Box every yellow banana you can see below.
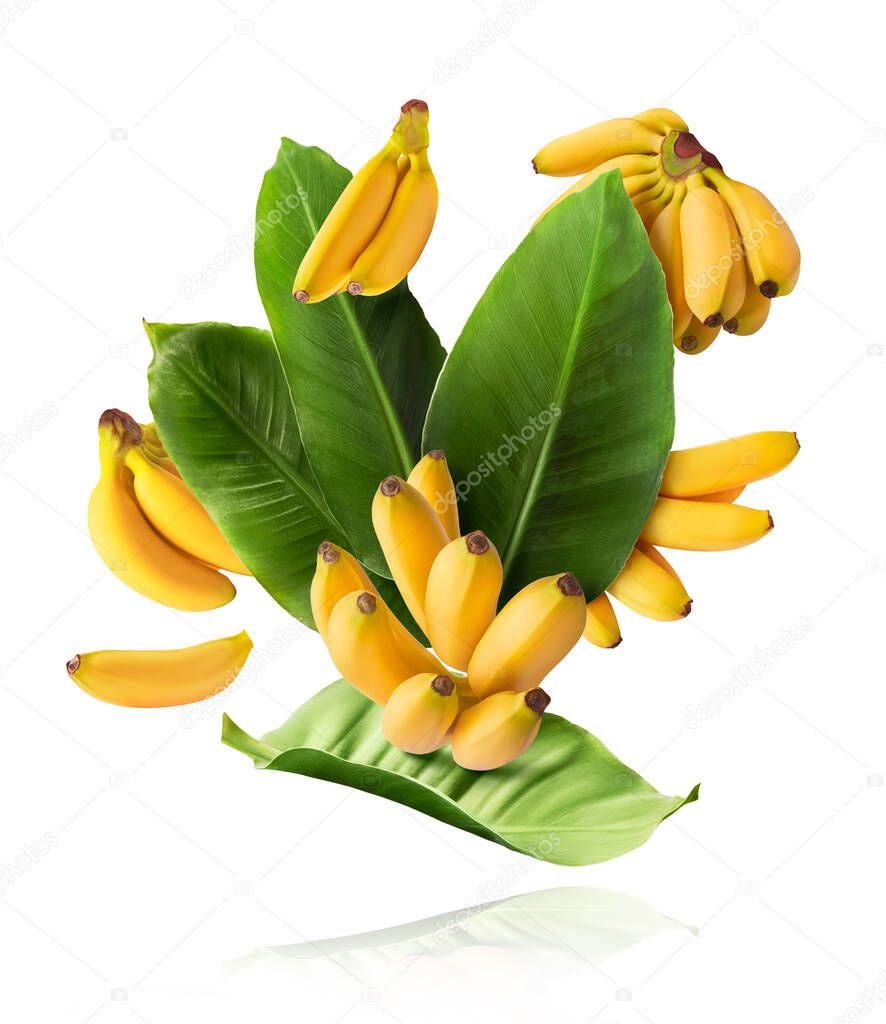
[720,207,747,321]
[124,444,250,575]
[535,153,659,224]
[425,531,503,672]
[371,476,449,633]
[676,315,720,355]
[704,167,800,297]
[641,496,773,551]
[451,688,550,771]
[634,177,674,230]
[608,544,691,621]
[694,485,745,503]
[406,449,459,541]
[632,108,689,134]
[532,117,664,177]
[467,573,586,699]
[66,631,252,708]
[722,258,771,335]
[660,431,800,498]
[680,175,733,327]
[649,182,693,342]
[88,411,235,611]
[583,592,621,649]
[382,672,460,754]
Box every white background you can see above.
[2,0,883,1021]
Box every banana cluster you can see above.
[533,109,801,354]
[312,452,587,771]
[584,431,801,647]
[293,99,438,303]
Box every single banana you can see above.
[694,485,745,503]
[660,431,800,498]
[648,182,693,342]
[88,411,235,611]
[677,315,720,355]
[535,153,659,224]
[583,592,622,648]
[425,531,503,672]
[632,108,689,134]
[382,672,460,754]
[641,496,773,551]
[704,167,800,297]
[371,476,449,633]
[532,117,664,177]
[347,147,438,297]
[722,258,771,335]
[467,573,586,699]
[607,544,691,621]
[451,688,550,771]
[680,175,733,327]
[719,206,747,321]
[66,631,252,708]
[406,449,459,541]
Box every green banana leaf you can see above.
[146,321,424,635]
[423,171,675,603]
[254,139,446,575]
[222,680,698,867]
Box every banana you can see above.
[641,496,773,551]
[583,592,621,648]
[649,182,693,341]
[124,444,250,575]
[634,177,674,229]
[371,476,449,633]
[532,117,664,177]
[694,485,745,503]
[720,206,747,321]
[722,258,771,334]
[535,153,659,224]
[88,411,235,611]
[632,108,689,134]
[382,672,460,754]
[467,573,586,699]
[660,431,799,497]
[677,315,720,355]
[451,688,550,771]
[608,544,691,621]
[704,167,800,297]
[66,631,253,708]
[425,531,503,672]
[680,175,733,327]
[406,450,459,541]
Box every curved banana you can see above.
[680,175,733,327]
[406,449,459,541]
[660,431,799,498]
[704,167,800,297]
[425,531,503,672]
[467,573,586,698]
[634,177,674,229]
[677,315,720,355]
[720,206,747,321]
[66,631,252,708]
[641,496,773,551]
[535,153,659,224]
[532,117,664,177]
[649,182,693,342]
[632,108,689,134]
[694,485,745,503]
[583,592,621,648]
[371,476,449,633]
[607,545,691,621]
[382,672,459,754]
[88,411,235,611]
[451,688,550,771]
[722,258,771,335]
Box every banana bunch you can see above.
[293,99,438,303]
[533,108,801,353]
[311,451,587,771]
[584,431,800,647]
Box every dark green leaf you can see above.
[222,680,698,867]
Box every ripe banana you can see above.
[649,182,692,341]
[634,177,674,229]
[583,592,621,648]
[382,672,459,754]
[677,315,720,355]
[451,688,550,771]
[532,117,664,177]
[406,449,459,541]
[608,544,691,621]
[425,531,503,671]
[66,631,252,708]
[371,475,449,633]
[660,431,800,498]
[535,153,659,223]
[633,108,689,134]
[704,167,800,297]
[89,411,235,611]
[722,259,771,334]
[641,496,773,551]
[694,485,745,503]
[680,176,733,327]
[467,573,586,699]
[720,205,747,321]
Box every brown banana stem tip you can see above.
[380,476,401,497]
[682,600,693,618]
[401,99,428,114]
[767,513,775,531]
[557,572,583,598]
[524,688,551,714]
[318,541,339,564]
[760,280,779,298]
[99,408,142,443]
[465,531,489,555]
[346,282,362,295]
[66,655,81,676]
[681,335,699,352]
[356,592,377,614]
[722,318,739,334]
[608,637,623,649]
[427,449,445,460]
[704,313,724,328]
[431,674,454,697]
[294,290,309,303]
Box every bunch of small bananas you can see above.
[584,431,800,647]
[312,452,588,771]
[293,99,438,303]
[533,108,801,354]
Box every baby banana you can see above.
[467,573,586,699]
[660,432,800,498]
[425,531,503,672]
[536,153,659,224]
[532,117,664,177]
[633,107,689,134]
[382,672,460,754]
[641,496,773,551]
[371,476,449,634]
[583,592,622,648]
[722,259,771,335]
[451,688,551,771]
[66,630,252,708]
[680,176,733,327]
[649,182,692,342]
[406,450,459,541]
[608,544,691,621]
[719,205,747,322]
